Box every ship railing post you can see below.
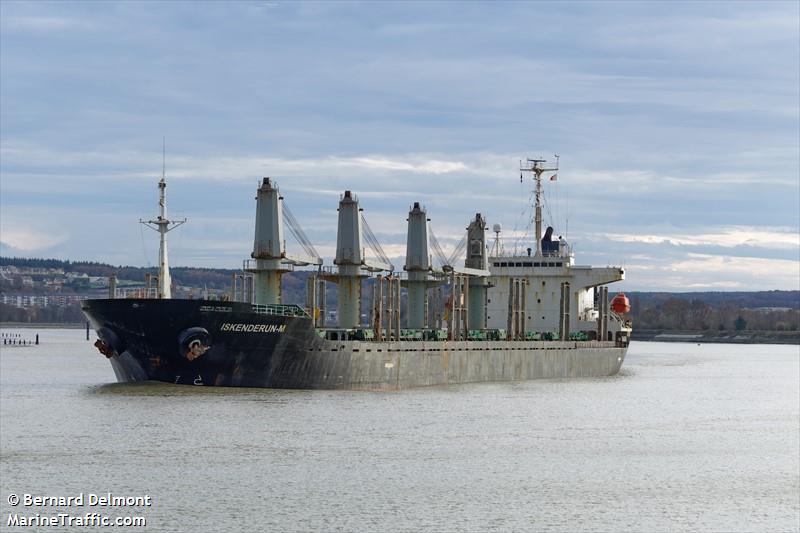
[452,277,457,339]
[438,286,443,330]
[455,276,461,341]
[559,282,572,341]
[564,281,571,340]
[385,275,393,341]
[602,286,609,341]
[506,278,514,341]
[510,279,515,340]
[395,276,401,340]
[462,275,469,341]
[519,279,528,341]
[595,287,600,339]
[559,282,565,341]
[385,276,391,341]
[379,275,384,340]
[391,276,397,341]
[605,287,609,339]
[455,275,461,341]
[514,279,520,340]
[447,274,453,340]
[596,286,609,341]
[373,275,383,341]
[317,278,326,328]
[457,276,462,341]
[519,279,524,340]
[516,278,520,340]
[434,285,439,330]
[601,286,607,341]
[457,275,464,341]
[306,275,317,323]
[359,276,364,328]
[459,276,463,340]
[367,278,374,332]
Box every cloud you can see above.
[604,227,800,251]
[330,156,467,175]
[376,23,448,36]
[0,228,66,251]
[620,253,800,291]
[5,140,796,189]
[3,16,93,33]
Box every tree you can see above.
[734,315,747,331]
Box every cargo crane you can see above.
[330,190,394,329]
[246,177,323,305]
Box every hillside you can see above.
[1,257,798,336]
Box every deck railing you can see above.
[251,303,310,318]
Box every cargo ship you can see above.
[83,157,632,389]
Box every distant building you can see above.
[0,294,88,308]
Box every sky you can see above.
[1,1,798,292]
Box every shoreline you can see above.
[0,322,86,329]
[632,329,799,345]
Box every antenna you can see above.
[491,223,503,256]
[162,136,166,181]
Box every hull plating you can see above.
[83,299,627,390]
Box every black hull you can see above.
[83,299,320,387]
[83,299,628,390]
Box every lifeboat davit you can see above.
[611,293,631,314]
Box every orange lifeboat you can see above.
[611,293,631,314]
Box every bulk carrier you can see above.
[83,157,632,389]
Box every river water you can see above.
[1,328,798,532]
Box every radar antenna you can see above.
[490,223,503,256]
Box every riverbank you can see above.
[0,322,85,329]
[632,329,800,345]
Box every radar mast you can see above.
[520,155,559,257]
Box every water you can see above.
[1,328,798,532]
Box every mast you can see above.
[520,155,558,256]
[140,141,186,299]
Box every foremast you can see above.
[140,145,186,299]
